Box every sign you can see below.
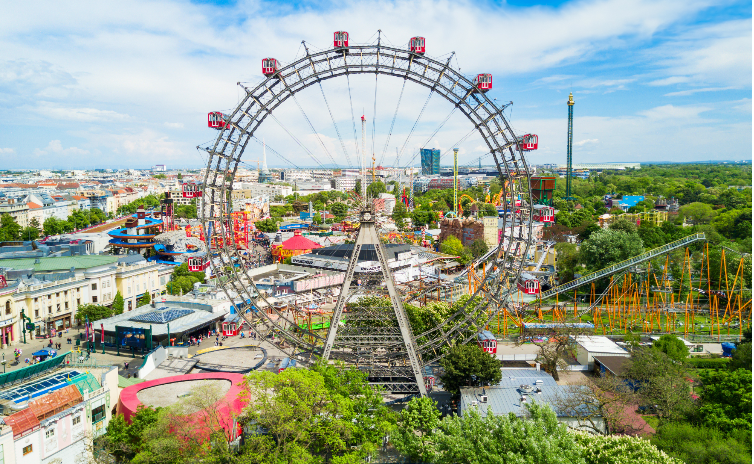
[116,325,153,350]
[292,273,345,292]
[25,323,35,331]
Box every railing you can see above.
[539,233,706,300]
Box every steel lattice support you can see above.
[199,38,534,381]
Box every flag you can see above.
[101,323,104,344]
[85,318,89,341]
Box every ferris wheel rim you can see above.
[200,38,534,360]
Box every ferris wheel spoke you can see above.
[288,92,341,169]
[392,90,434,168]
[377,78,406,167]
[264,109,327,170]
[400,105,459,169]
[346,74,360,168]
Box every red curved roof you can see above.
[280,230,321,251]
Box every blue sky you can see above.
[0,0,750,169]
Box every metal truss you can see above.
[199,39,534,390]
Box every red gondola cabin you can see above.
[473,73,492,92]
[187,256,208,272]
[410,37,425,54]
[477,330,497,354]
[182,183,202,199]
[262,58,279,77]
[518,273,540,295]
[333,31,349,48]
[532,205,554,223]
[222,321,240,337]
[207,112,227,130]
[518,134,538,151]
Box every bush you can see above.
[652,422,752,464]
[687,357,730,369]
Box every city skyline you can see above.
[0,0,750,170]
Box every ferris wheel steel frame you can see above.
[200,41,534,383]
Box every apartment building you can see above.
[0,199,29,229]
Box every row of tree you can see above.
[0,208,108,242]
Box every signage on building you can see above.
[293,273,345,292]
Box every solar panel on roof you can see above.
[130,309,193,324]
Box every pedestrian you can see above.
[125,361,129,370]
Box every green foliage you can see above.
[609,217,638,234]
[139,292,151,307]
[0,214,22,241]
[439,344,502,395]
[729,342,751,371]
[686,357,730,369]
[255,218,278,233]
[105,405,161,462]
[555,242,579,283]
[392,201,408,228]
[117,194,162,216]
[652,422,752,464]
[469,238,488,259]
[366,181,387,198]
[440,235,464,257]
[391,396,442,462]
[652,335,689,362]
[166,263,205,295]
[575,432,683,464]
[74,303,113,325]
[240,362,394,463]
[174,204,197,219]
[20,226,39,241]
[395,402,585,464]
[679,202,715,225]
[354,179,361,195]
[579,228,644,271]
[411,209,438,227]
[330,201,348,217]
[482,203,498,217]
[697,368,752,433]
[624,348,695,421]
[112,291,125,315]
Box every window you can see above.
[65,302,69,310]
[34,297,38,303]
[4,301,9,315]
[57,304,61,312]
[128,301,132,311]
[23,445,32,456]
[92,296,98,303]
[92,283,97,290]
[48,306,52,314]
[76,298,80,307]
[73,415,81,426]
[48,295,51,300]
[64,290,68,296]
[56,292,60,297]
[92,404,106,423]
[34,310,39,318]
[45,428,55,438]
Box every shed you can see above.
[574,336,629,369]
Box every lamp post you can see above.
[2,353,5,373]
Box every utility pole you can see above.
[453,148,459,216]
[566,92,575,200]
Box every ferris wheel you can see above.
[198,31,535,389]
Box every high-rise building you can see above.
[420,148,440,176]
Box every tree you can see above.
[366,181,387,198]
[0,214,21,241]
[555,242,580,283]
[652,422,751,464]
[439,235,463,257]
[354,179,362,195]
[391,396,442,462]
[392,201,408,228]
[579,228,644,271]
[679,202,715,224]
[481,203,498,217]
[609,217,638,234]
[395,402,585,464]
[240,362,394,463]
[652,334,689,362]
[519,326,588,381]
[21,226,39,241]
[139,292,151,307]
[75,303,113,325]
[330,201,348,217]
[29,217,41,230]
[255,218,278,233]
[623,348,695,421]
[105,405,161,462]
[697,368,752,433]
[469,238,488,259]
[575,432,684,464]
[438,344,502,395]
[43,217,61,236]
[728,342,751,371]
[112,291,125,315]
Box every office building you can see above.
[420,148,440,176]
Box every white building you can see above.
[334,177,357,192]
[574,336,630,369]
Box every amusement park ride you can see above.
[197,31,750,396]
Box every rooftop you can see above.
[0,255,117,272]
[99,300,227,337]
[574,335,628,355]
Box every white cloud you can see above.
[663,86,736,97]
[574,139,599,146]
[29,102,130,122]
[164,122,184,129]
[648,76,691,86]
[34,140,89,156]
[0,148,16,154]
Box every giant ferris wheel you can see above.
[198,31,535,394]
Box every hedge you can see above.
[687,357,730,369]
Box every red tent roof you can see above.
[280,230,321,251]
